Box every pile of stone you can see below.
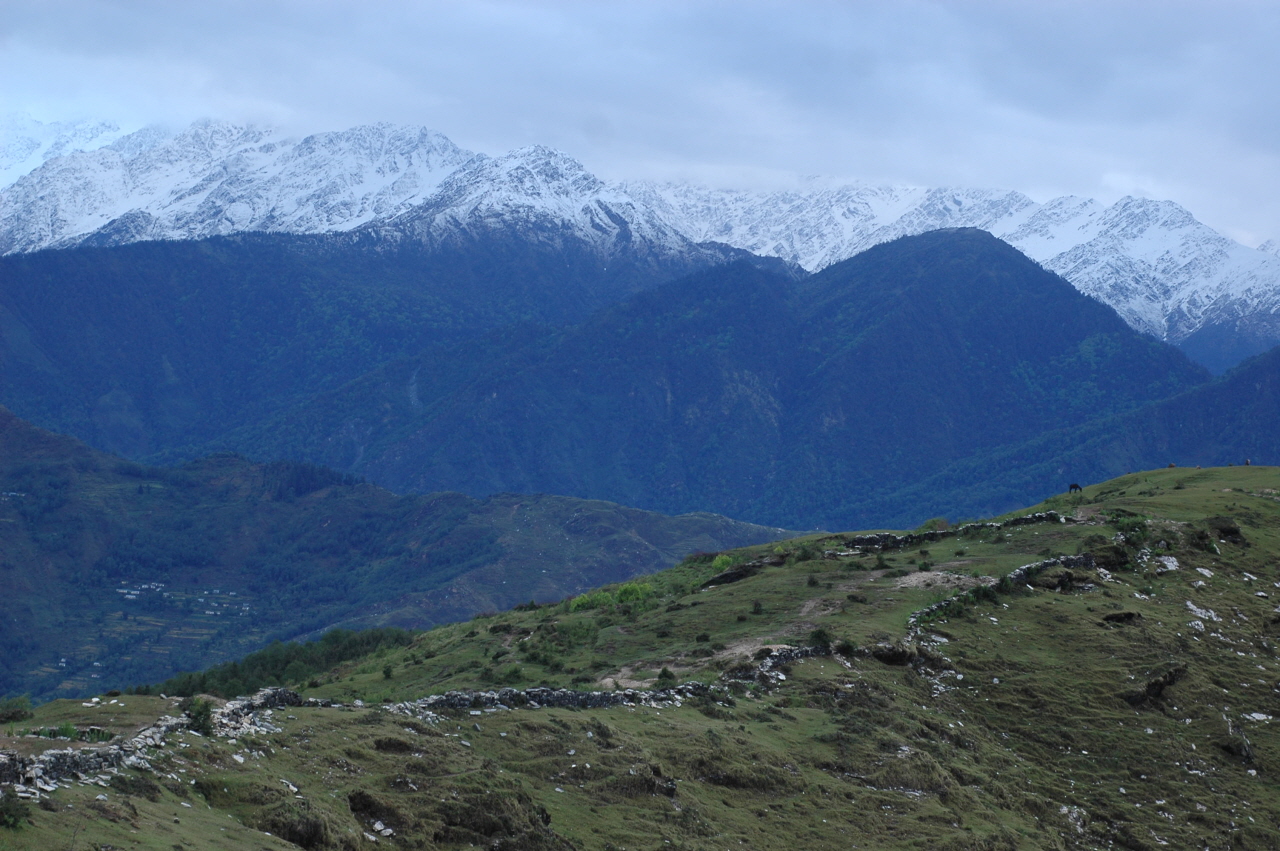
[1001,553,1095,589]
[211,687,304,738]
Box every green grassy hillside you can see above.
[0,408,786,701]
[3,465,1277,849]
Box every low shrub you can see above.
[808,628,833,651]
[0,696,32,724]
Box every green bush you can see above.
[615,582,652,604]
[569,581,653,612]
[0,696,32,724]
[808,629,833,651]
[569,590,614,611]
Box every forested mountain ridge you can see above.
[5,224,1265,534]
[874,341,1280,524]
[0,229,771,460]
[0,407,787,701]
[223,229,1211,530]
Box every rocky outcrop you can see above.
[700,562,764,587]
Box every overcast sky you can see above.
[3,0,1279,245]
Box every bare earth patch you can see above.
[893,570,996,591]
[600,666,655,690]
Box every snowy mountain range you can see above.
[0,114,127,188]
[643,183,1280,350]
[0,119,473,254]
[3,116,1278,368]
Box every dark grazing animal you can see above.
[1068,483,1083,494]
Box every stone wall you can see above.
[905,554,1096,635]
[0,713,185,798]
[826,511,1075,556]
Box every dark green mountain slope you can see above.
[868,341,1280,524]
[0,231,760,460]
[228,229,1208,530]
[1177,309,1280,375]
[0,408,786,700]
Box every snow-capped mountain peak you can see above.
[0,114,128,188]
[1,117,1278,368]
[0,120,474,253]
[376,144,701,260]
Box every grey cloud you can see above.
[2,0,1279,243]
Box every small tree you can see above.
[181,697,214,736]
[0,791,31,830]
